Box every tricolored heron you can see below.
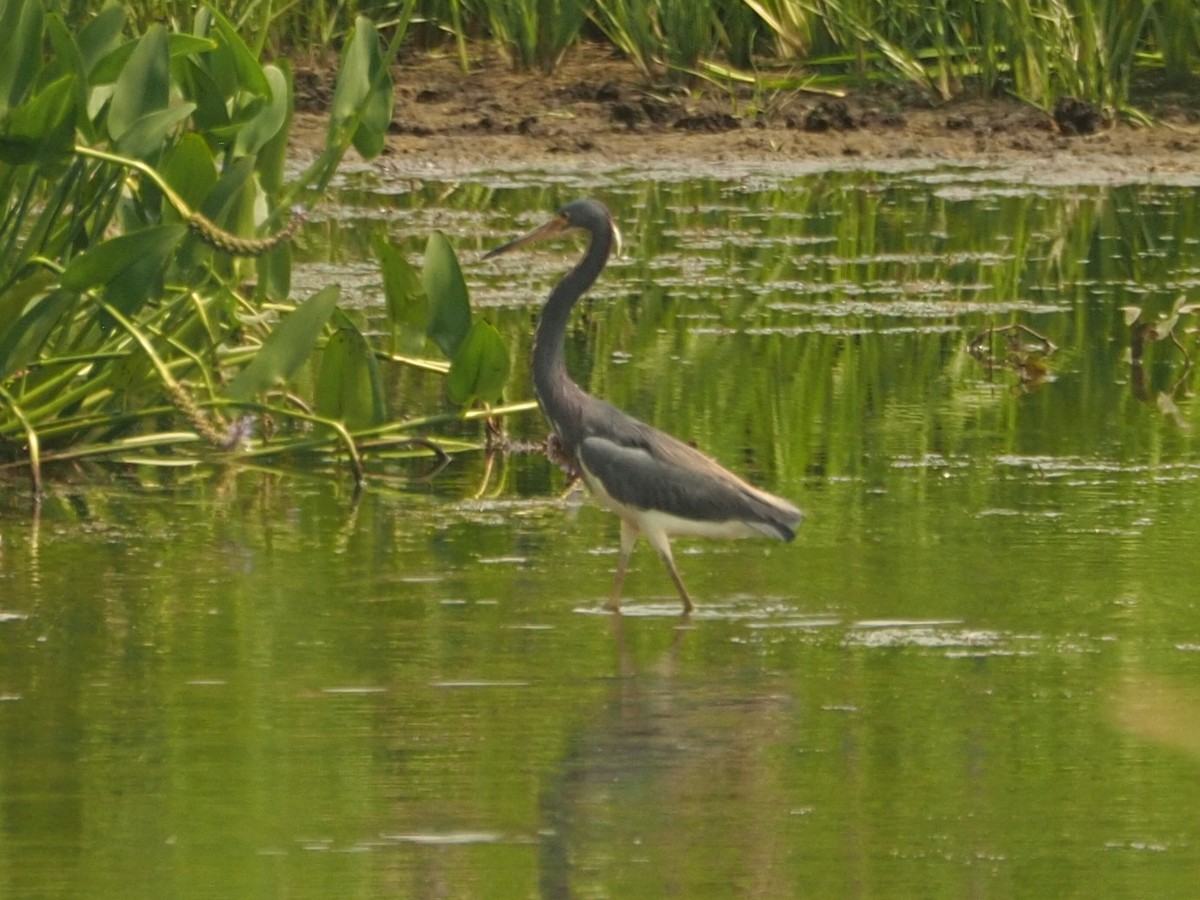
[485,199,802,613]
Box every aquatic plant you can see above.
[590,0,727,80]
[478,0,587,72]
[0,5,519,493]
[742,0,1196,110]
[102,0,1198,109]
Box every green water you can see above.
[4,165,1200,898]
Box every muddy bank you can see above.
[290,44,1200,181]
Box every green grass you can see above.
[98,0,1194,109]
[64,0,1200,107]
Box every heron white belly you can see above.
[580,466,766,541]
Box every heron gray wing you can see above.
[578,431,800,541]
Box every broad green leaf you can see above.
[235,64,289,158]
[376,239,426,354]
[255,240,292,302]
[205,100,265,145]
[102,237,181,315]
[76,4,125,74]
[315,325,387,429]
[108,24,169,141]
[447,320,511,406]
[161,132,218,214]
[355,66,393,159]
[89,32,214,86]
[227,285,340,400]
[178,57,230,133]
[329,16,394,159]
[110,341,155,403]
[113,102,196,161]
[61,224,188,293]
[45,16,89,117]
[423,231,471,359]
[0,288,75,380]
[330,16,373,130]
[0,0,43,117]
[196,155,257,238]
[176,155,256,271]
[0,269,53,331]
[208,9,272,100]
[0,74,77,166]
[251,63,293,192]
[171,33,217,58]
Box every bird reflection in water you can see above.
[537,614,793,895]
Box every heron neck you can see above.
[532,226,613,417]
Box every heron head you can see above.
[483,198,621,260]
[560,199,622,257]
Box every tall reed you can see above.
[477,0,587,72]
[61,1,1200,115]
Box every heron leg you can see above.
[645,531,694,614]
[606,519,639,611]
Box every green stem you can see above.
[0,384,42,495]
[0,431,202,468]
[74,145,196,220]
